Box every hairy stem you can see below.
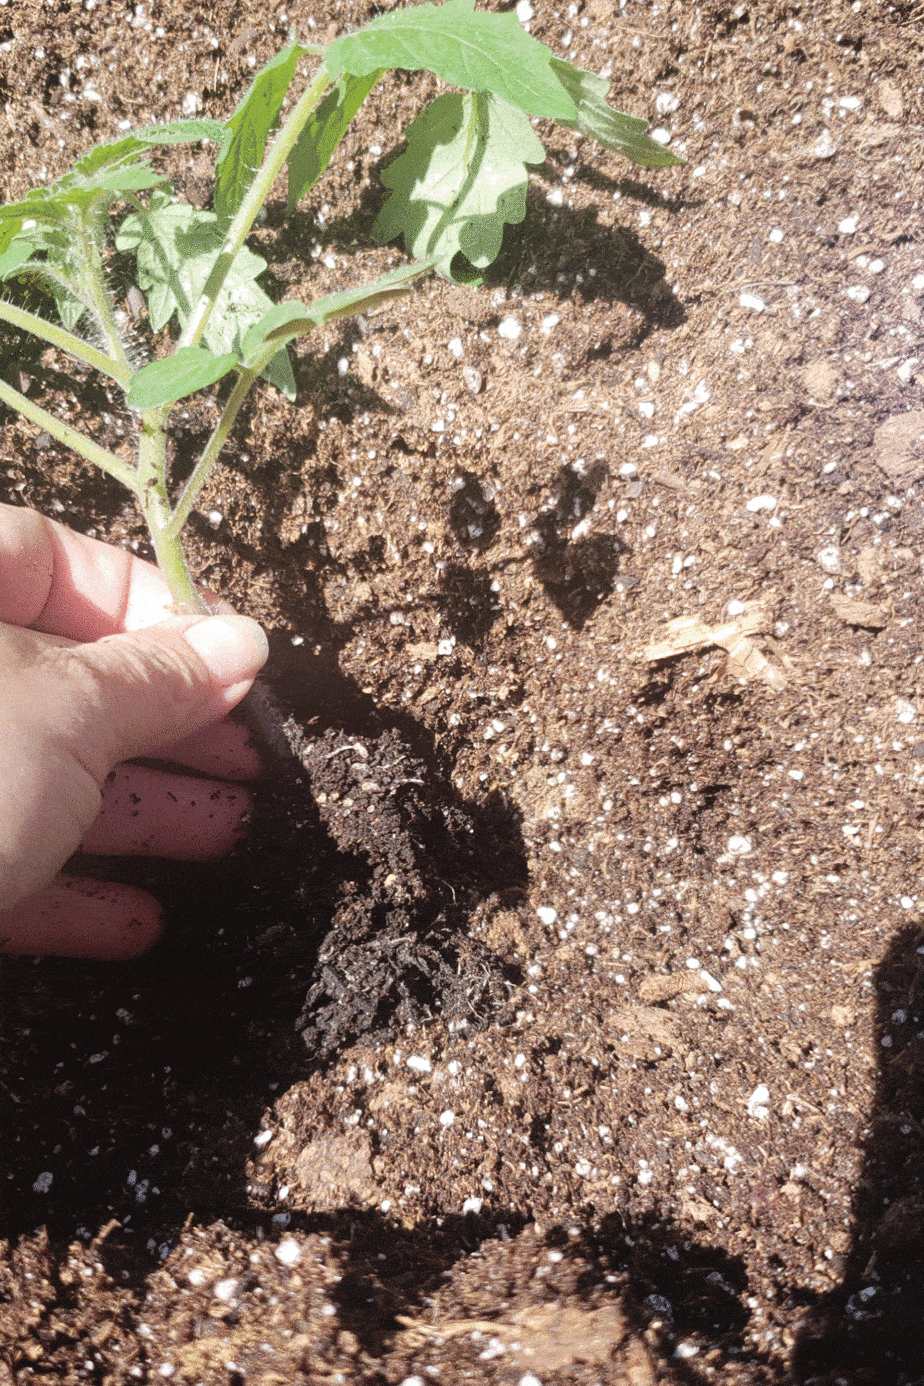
[136,406,204,611]
[177,64,332,354]
[74,217,134,381]
[0,376,138,491]
[0,300,131,388]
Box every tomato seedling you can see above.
[0,0,680,610]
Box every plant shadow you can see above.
[528,460,631,629]
[264,151,687,339]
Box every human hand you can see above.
[0,503,268,959]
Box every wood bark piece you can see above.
[872,410,924,486]
[829,593,887,628]
[640,601,786,691]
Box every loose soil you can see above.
[2,1,924,1382]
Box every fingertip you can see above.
[158,718,264,780]
[81,766,252,859]
[1,877,164,960]
[182,614,269,686]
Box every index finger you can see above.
[0,502,183,638]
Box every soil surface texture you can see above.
[3,1,924,1383]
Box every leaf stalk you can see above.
[163,363,261,543]
[0,299,131,388]
[177,64,332,355]
[0,374,138,492]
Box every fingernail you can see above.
[183,614,269,685]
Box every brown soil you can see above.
[3,1,924,1382]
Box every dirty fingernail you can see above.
[183,614,269,685]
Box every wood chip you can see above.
[639,602,787,691]
[638,973,711,1003]
[829,593,887,628]
[802,359,840,404]
[856,545,879,586]
[878,78,904,119]
[872,410,924,486]
[395,1301,656,1377]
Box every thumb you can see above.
[45,613,269,780]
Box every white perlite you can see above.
[274,1237,302,1266]
[813,129,837,158]
[747,1085,771,1120]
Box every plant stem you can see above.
[0,301,131,388]
[177,64,332,355]
[0,375,139,492]
[75,217,134,381]
[135,404,204,611]
[163,364,260,543]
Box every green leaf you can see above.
[57,164,166,204]
[260,346,296,399]
[30,263,86,332]
[0,203,46,256]
[373,91,544,278]
[0,124,228,255]
[0,142,167,257]
[116,191,296,398]
[58,136,170,205]
[126,347,238,409]
[287,70,383,210]
[0,238,34,280]
[326,0,577,122]
[133,118,228,147]
[70,135,158,180]
[307,258,435,323]
[241,259,433,363]
[549,58,684,168]
[214,40,307,220]
[116,193,208,330]
[0,193,79,256]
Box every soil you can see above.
[2,0,924,1382]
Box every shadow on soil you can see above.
[529,460,631,629]
[791,922,924,1386]
[266,163,686,333]
[0,628,527,1227]
[5,889,924,1381]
